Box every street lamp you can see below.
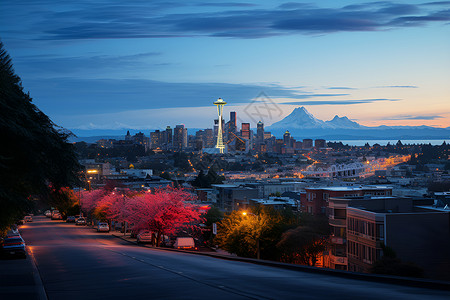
[242,211,260,259]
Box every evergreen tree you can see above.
[0,41,81,234]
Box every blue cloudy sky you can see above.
[1,0,449,135]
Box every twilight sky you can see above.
[1,0,449,135]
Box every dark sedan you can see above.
[76,217,87,226]
[1,236,26,258]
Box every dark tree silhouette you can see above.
[0,41,80,234]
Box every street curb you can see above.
[111,234,450,291]
[112,233,138,245]
[27,246,48,300]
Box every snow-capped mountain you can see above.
[267,106,449,140]
[325,115,364,129]
[269,107,325,129]
[270,107,362,129]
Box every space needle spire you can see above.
[214,98,227,154]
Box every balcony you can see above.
[330,254,348,265]
[329,218,346,227]
[331,236,346,245]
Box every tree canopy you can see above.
[81,187,205,246]
[214,206,297,259]
[0,41,80,234]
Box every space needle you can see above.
[214,98,226,154]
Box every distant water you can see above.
[328,139,448,146]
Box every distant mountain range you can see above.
[270,107,363,130]
[267,107,450,140]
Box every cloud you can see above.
[422,1,450,6]
[326,86,357,90]
[278,93,350,99]
[197,2,257,7]
[2,1,449,40]
[14,52,163,75]
[376,85,419,88]
[280,98,400,106]
[25,77,315,115]
[383,114,444,120]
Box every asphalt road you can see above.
[16,216,450,300]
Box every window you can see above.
[307,206,313,213]
[376,224,384,240]
[324,193,329,202]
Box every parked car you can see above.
[76,217,87,226]
[51,210,62,220]
[66,216,76,223]
[16,219,25,225]
[44,210,52,217]
[1,236,26,258]
[97,222,110,232]
[24,216,33,222]
[173,237,197,250]
[137,231,153,244]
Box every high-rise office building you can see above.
[256,121,264,144]
[241,123,250,139]
[132,132,149,150]
[150,130,162,149]
[164,126,173,148]
[315,139,327,149]
[303,139,313,149]
[204,128,214,148]
[174,124,187,150]
[227,111,237,142]
[230,112,236,132]
[283,130,292,147]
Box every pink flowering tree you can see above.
[127,187,206,246]
[80,189,106,215]
[95,190,131,221]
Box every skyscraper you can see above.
[230,111,236,132]
[228,111,237,142]
[164,126,173,148]
[283,130,291,147]
[241,123,250,140]
[150,130,162,149]
[204,128,214,148]
[174,124,187,150]
[256,121,264,144]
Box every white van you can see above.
[173,237,196,250]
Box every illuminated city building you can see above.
[214,98,227,154]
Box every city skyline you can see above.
[0,0,449,133]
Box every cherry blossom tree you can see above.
[127,187,205,246]
[80,189,106,215]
